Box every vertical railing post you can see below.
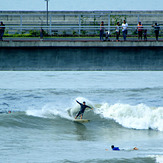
[137,14,139,24]
[50,14,52,35]
[45,0,49,33]
[20,14,22,33]
[79,14,81,35]
[108,14,110,32]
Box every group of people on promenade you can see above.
[0,19,160,41]
[137,21,160,41]
[100,20,160,41]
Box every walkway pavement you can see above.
[2,37,163,42]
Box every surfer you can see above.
[111,145,139,151]
[111,145,120,151]
[105,145,138,151]
[75,100,93,119]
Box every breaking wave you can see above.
[95,103,163,131]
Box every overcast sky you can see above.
[1,0,163,11]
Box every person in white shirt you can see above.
[122,20,128,41]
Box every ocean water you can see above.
[0,71,163,163]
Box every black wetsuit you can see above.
[76,100,91,117]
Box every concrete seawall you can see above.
[0,40,163,71]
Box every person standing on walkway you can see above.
[115,22,120,42]
[152,22,160,41]
[0,22,5,41]
[40,28,44,40]
[100,21,105,41]
[137,21,143,40]
[122,20,128,41]
[144,29,147,41]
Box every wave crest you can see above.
[95,103,163,131]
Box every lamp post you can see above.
[45,0,49,26]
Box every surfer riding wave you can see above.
[75,100,93,119]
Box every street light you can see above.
[45,0,49,26]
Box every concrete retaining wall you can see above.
[0,45,163,71]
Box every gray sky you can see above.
[1,0,163,11]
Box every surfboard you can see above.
[73,119,90,123]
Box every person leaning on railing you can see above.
[152,22,160,41]
[137,21,143,40]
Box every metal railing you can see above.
[1,12,163,35]
[4,25,162,36]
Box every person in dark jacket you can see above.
[0,22,5,41]
[100,21,105,41]
[75,100,93,119]
[152,22,160,41]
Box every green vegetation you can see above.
[4,29,48,37]
[3,29,161,38]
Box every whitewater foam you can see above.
[26,103,72,120]
[25,97,95,122]
[95,103,163,131]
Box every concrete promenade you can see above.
[1,37,163,47]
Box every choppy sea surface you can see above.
[0,71,163,163]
